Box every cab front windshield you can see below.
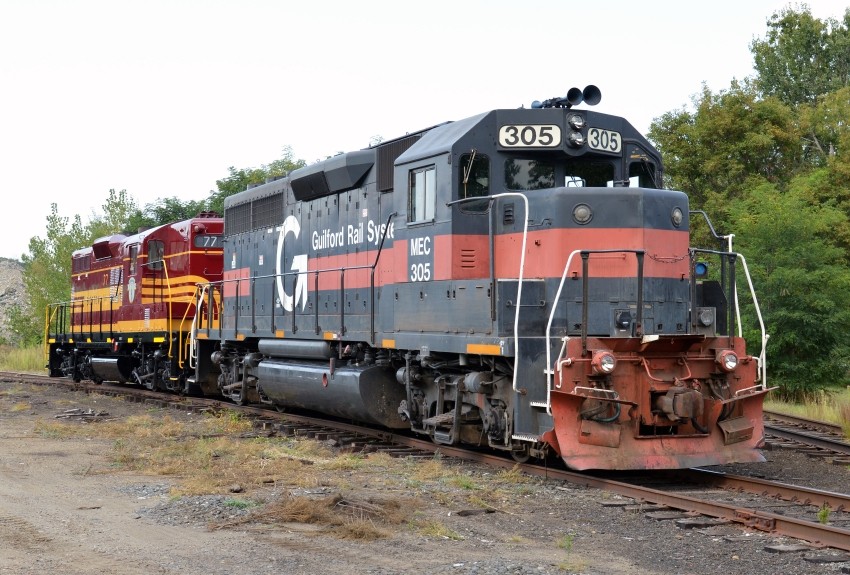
[504,158,655,189]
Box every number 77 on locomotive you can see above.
[187,85,771,470]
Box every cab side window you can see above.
[148,240,164,271]
[459,153,489,212]
[408,166,436,223]
[128,244,139,275]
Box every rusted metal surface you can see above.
[545,388,767,470]
[519,466,850,552]
[684,468,850,512]
[765,424,850,456]
[764,410,845,435]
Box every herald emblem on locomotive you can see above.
[46,86,770,470]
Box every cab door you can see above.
[145,239,167,330]
[123,243,141,328]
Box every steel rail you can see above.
[682,468,850,511]
[511,465,850,552]
[764,409,845,435]
[764,425,850,456]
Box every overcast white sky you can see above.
[0,0,847,260]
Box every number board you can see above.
[587,128,621,153]
[194,234,222,248]
[498,125,561,148]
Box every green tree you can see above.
[751,5,850,106]
[13,190,144,345]
[208,146,306,214]
[127,196,212,232]
[731,182,850,398]
[89,188,140,238]
[648,82,800,224]
[797,86,850,172]
[11,204,90,345]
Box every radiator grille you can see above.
[252,193,284,230]
[225,203,251,236]
[377,134,422,192]
[225,192,285,236]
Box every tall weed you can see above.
[0,344,44,373]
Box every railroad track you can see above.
[764,409,850,460]
[2,371,850,553]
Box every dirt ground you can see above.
[1,379,848,575]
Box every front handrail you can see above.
[691,248,767,388]
[46,292,120,341]
[544,248,768,416]
[544,249,645,415]
[447,193,530,394]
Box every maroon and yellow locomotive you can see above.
[45,212,223,392]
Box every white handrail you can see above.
[482,192,530,394]
[544,249,582,414]
[542,248,769,413]
[725,234,744,338]
[736,253,768,388]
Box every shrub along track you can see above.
[3,370,850,556]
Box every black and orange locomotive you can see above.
[47,87,770,470]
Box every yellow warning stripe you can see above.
[466,343,502,356]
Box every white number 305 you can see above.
[498,125,561,148]
[410,262,431,282]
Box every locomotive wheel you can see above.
[510,445,531,464]
[231,384,248,406]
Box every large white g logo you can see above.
[275,215,308,312]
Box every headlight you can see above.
[573,203,593,225]
[671,207,683,227]
[591,351,617,374]
[568,131,585,147]
[567,113,586,130]
[716,350,738,372]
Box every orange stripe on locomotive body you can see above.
[386,228,689,284]
[307,249,374,290]
[222,268,251,297]
[493,227,689,279]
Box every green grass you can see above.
[0,344,45,373]
[765,387,850,438]
[224,498,256,510]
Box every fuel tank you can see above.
[257,359,407,429]
[87,356,134,383]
